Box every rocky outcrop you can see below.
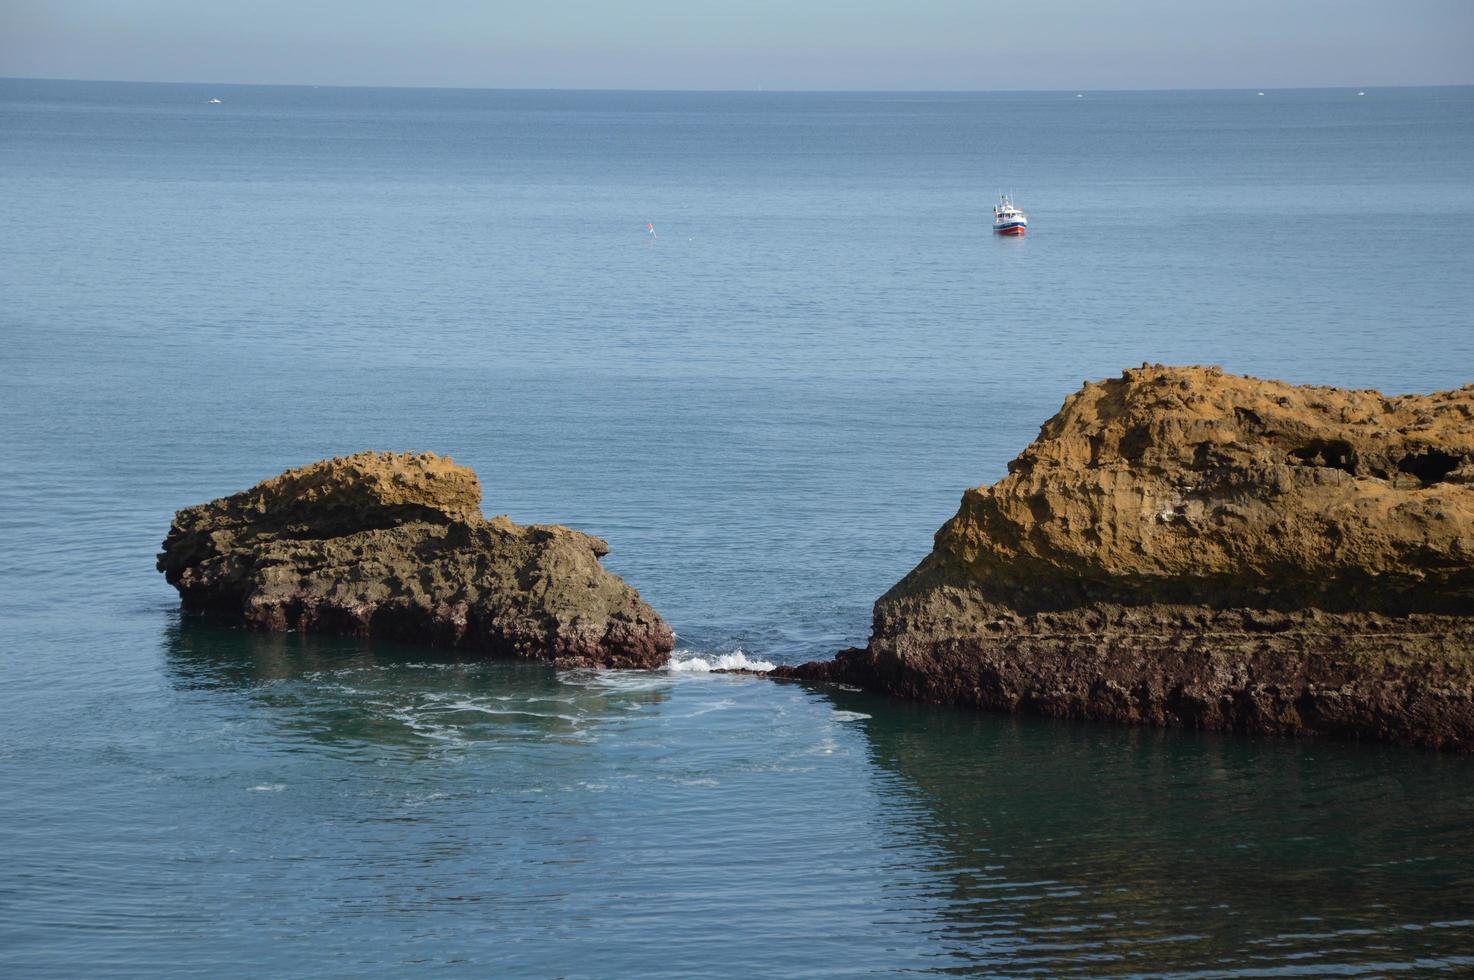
[780,366,1474,748]
[158,452,673,669]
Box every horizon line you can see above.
[5,74,1472,96]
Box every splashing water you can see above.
[666,649,777,673]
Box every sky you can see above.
[2,0,1471,91]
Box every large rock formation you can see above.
[158,452,674,669]
[781,366,1474,748]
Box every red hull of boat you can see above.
[994,225,1026,236]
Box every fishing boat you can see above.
[993,194,1027,236]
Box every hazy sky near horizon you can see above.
[2,1,1471,91]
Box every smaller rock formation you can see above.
[158,452,674,669]
[779,366,1474,749]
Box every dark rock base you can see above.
[185,596,671,671]
[775,608,1474,750]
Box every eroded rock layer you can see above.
[158,452,674,669]
[781,366,1474,748]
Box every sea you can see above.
[3,79,1473,976]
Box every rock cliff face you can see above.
[158,452,674,669]
[781,366,1474,748]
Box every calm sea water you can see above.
[3,79,1473,976]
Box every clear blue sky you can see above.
[2,0,1470,91]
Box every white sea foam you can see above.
[559,669,672,693]
[248,783,285,792]
[831,710,871,722]
[435,700,582,723]
[667,649,776,673]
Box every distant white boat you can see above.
[207,98,222,104]
[993,194,1027,236]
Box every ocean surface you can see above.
[3,79,1473,976]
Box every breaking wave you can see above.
[667,650,777,673]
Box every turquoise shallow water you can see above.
[2,80,1473,975]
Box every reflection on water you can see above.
[165,617,673,751]
[826,686,1474,973]
[113,620,1473,973]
